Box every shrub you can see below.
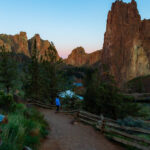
[62,95,83,110]
[0,91,15,111]
[0,104,48,150]
[0,114,26,150]
[117,117,150,130]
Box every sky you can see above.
[0,0,150,58]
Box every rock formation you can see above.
[28,34,60,60]
[0,32,60,61]
[0,32,29,56]
[102,0,150,83]
[0,0,150,84]
[65,47,102,66]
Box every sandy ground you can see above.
[39,108,125,150]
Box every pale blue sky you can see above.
[0,0,149,58]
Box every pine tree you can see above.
[41,42,64,103]
[0,45,18,93]
[27,39,41,100]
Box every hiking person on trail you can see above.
[55,97,61,112]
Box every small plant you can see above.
[117,117,150,130]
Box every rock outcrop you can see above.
[0,32,60,61]
[65,47,102,66]
[28,34,60,60]
[0,32,29,56]
[102,0,150,83]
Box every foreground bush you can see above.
[0,103,48,150]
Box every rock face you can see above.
[0,32,60,60]
[0,32,29,56]
[102,0,150,83]
[28,34,60,60]
[65,47,102,66]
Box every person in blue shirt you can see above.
[55,97,61,112]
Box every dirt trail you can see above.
[39,108,124,150]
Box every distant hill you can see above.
[65,47,102,66]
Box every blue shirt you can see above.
[55,98,61,106]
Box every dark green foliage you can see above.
[117,117,150,130]
[0,91,15,111]
[24,41,66,104]
[84,69,142,119]
[25,40,41,100]
[40,42,65,103]
[63,65,92,80]
[0,46,18,93]
[126,75,150,93]
[0,102,48,150]
[62,95,83,110]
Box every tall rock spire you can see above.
[102,0,150,84]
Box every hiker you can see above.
[55,97,61,112]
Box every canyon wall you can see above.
[102,0,150,83]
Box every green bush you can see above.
[24,107,48,129]
[62,95,83,110]
[0,104,48,150]
[0,114,26,150]
[15,103,27,113]
[117,117,150,130]
[139,104,150,120]
[0,91,15,111]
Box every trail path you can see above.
[39,108,124,150]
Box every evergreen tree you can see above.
[84,69,141,119]
[26,40,41,100]
[0,45,18,93]
[41,42,64,104]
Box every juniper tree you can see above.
[27,40,41,100]
[0,45,18,93]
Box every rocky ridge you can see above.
[65,47,102,66]
[0,32,60,60]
